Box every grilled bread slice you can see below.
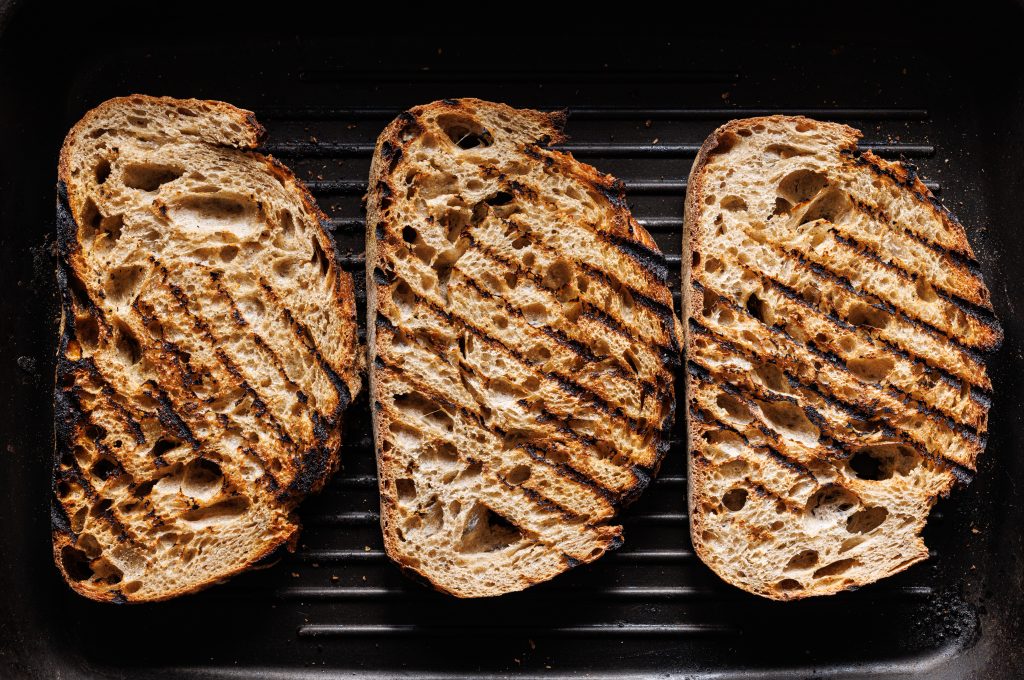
[54,95,361,602]
[684,116,1001,600]
[367,99,680,597]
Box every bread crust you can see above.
[53,95,359,602]
[684,116,997,600]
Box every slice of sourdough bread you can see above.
[54,95,361,602]
[367,98,681,597]
[684,115,1000,600]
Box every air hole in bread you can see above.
[522,302,547,326]
[438,114,494,150]
[457,502,523,553]
[391,280,416,319]
[846,355,895,383]
[90,454,119,481]
[395,478,416,502]
[506,465,531,485]
[94,159,111,184]
[806,484,859,522]
[112,321,142,365]
[105,265,146,307]
[754,362,791,394]
[181,496,249,527]
[846,506,888,533]
[800,188,851,224]
[541,259,572,290]
[526,344,551,364]
[219,245,239,263]
[720,195,747,212]
[722,488,748,511]
[79,198,102,241]
[421,442,460,469]
[915,278,938,302]
[847,444,919,480]
[775,578,803,592]
[848,302,890,329]
[708,131,739,157]
[758,400,820,446]
[60,545,94,581]
[394,392,454,432]
[485,191,515,206]
[745,291,774,325]
[181,458,225,501]
[785,549,819,571]
[766,143,814,160]
[310,237,331,276]
[402,225,418,244]
[122,163,183,192]
[777,169,827,205]
[78,532,103,559]
[149,438,181,460]
[75,315,100,350]
[812,558,858,578]
[716,393,753,424]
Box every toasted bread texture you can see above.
[53,95,360,602]
[366,99,680,597]
[684,116,1000,600]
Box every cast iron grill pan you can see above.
[1,6,1021,678]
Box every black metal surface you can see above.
[1,3,1023,678]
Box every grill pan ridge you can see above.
[1,3,1022,678]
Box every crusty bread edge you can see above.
[52,95,358,603]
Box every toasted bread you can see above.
[683,116,1000,599]
[53,95,360,602]
[366,99,680,597]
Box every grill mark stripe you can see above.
[688,400,819,483]
[379,233,672,404]
[376,318,650,486]
[389,284,647,438]
[828,229,999,327]
[55,390,144,546]
[69,358,149,445]
[382,282,653,438]
[779,229,999,349]
[716,269,991,397]
[843,152,974,260]
[847,198,988,297]
[698,252,990,391]
[133,289,288,490]
[380,230,679,381]
[452,274,670,415]
[694,275,988,428]
[688,319,980,471]
[257,279,353,421]
[455,215,676,338]
[752,237,991,355]
[209,280,331,438]
[57,452,142,547]
[376,361,615,515]
[154,282,297,447]
[690,310,985,451]
[453,230,678,361]
[499,166,670,290]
